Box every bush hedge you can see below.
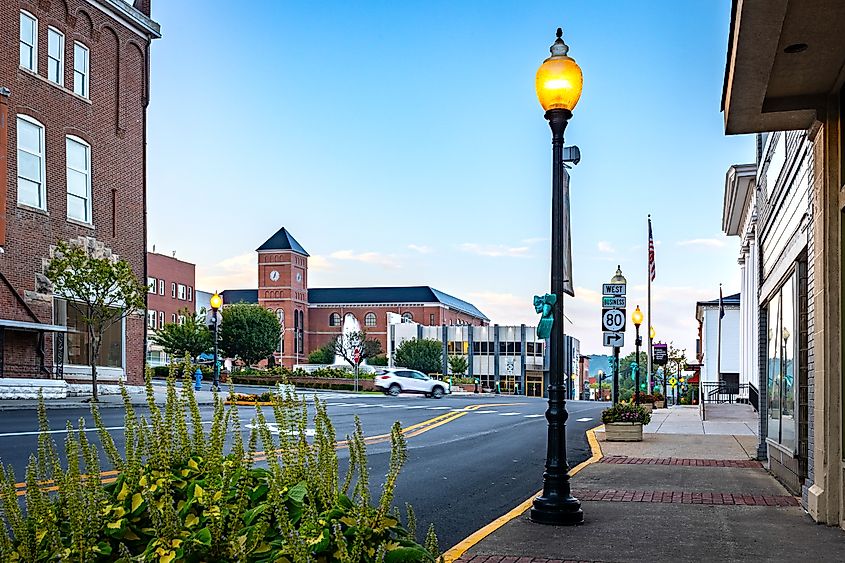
[0,361,439,561]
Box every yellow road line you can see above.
[442,423,604,562]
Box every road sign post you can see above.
[602,278,626,404]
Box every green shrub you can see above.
[601,402,651,425]
[0,360,437,561]
[368,355,388,367]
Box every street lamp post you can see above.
[530,27,584,527]
[210,291,223,391]
[632,306,643,405]
[597,369,604,401]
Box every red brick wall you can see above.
[257,250,309,367]
[0,0,157,385]
[147,252,195,328]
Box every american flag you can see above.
[648,217,656,282]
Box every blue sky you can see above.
[146,0,752,357]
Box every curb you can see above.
[443,424,604,562]
[0,399,218,411]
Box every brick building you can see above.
[220,227,489,367]
[0,0,159,387]
[146,251,195,366]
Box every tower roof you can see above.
[256,227,309,256]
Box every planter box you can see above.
[604,422,643,442]
[654,400,665,408]
[637,403,654,413]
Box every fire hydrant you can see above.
[194,368,203,390]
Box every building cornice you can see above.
[87,0,161,38]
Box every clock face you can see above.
[269,270,280,282]
[296,272,302,283]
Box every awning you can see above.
[0,319,68,332]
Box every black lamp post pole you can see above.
[634,325,641,405]
[212,311,220,391]
[530,108,583,526]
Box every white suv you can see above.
[374,368,450,399]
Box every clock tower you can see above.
[256,227,309,367]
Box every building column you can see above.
[467,325,474,379]
[493,324,500,392]
[520,324,527,396]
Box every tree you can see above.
[394,339,442,374]
[220,303,280,366]
[448,355,468,377]
[150,309,212,360]
[307,342,336,364]
[332,330,382,373]
[46,240,146,401]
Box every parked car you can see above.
[374,368,450,398]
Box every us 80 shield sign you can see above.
[601,308,626,332]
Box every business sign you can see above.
[653,343,668,365]
[603,331,624,348]
[602,309,626,332]
[602,283,626,296]
[602,296,626,308]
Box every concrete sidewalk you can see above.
[448,421,845,562]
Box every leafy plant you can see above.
[0,359,438,561]
[45,240,146,401]
[368,355,389,367]
[307,342,336,364]
[394,339,442,375]
[602,402,652,425]
[220,303,281,366]
[150,309,213,360]
[447,356,468,377]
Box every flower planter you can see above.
[605,422,643,442]
[637,403,653,414]
[654,400,665,408]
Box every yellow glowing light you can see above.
[535,29,583,112]
[210,291,223,311]
[650,326,656,340]
[632,306,643,327]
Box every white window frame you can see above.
[171,282,176,298]
[177,314,186,326]
[73,42,89,98]
[171,313,176,323]
[66,136,92,224]
[187,286,193,302]
[147,310,156,329]
[158,311,164,327]
[158,279,165,295]
[16,115,47,211]
[177,284,186,300]
[20,11,37,72]
[147,277,156,293]
[47,27,64,86]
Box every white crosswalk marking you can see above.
[524,414,544,418]
[472,410,497,414]
[405,406,428,409]
[381,405,405,408]
[498,412,522,416]
[427,406,450,410]
[576,417,593,422]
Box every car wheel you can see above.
[431,386,444,399]
[424,393,432,398]
[388,384,401,397]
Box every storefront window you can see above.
[55,299,123,368]
[765,272,797,451]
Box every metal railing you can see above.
[702,382,749,404]
[748,383,759,412]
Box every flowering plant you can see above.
[601,402,651,425]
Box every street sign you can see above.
[602,296,626,308]
[601,308,626,332]
[602,283,626,296]
[669,377,677,386]
[653,343,669,365]
[603,331,625,347]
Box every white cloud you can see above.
[521,237,547,245]
[308,255,334,272]
[677,238,725,248]
[458,243,531,258]
[597,241,615,253]
[408,244,433,254]
[195,252,256,291]
[329,249,401,268]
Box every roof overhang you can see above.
[722,0,845,134]
[722,163,757,235]
[0,319,68,332]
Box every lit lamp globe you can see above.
[535,28,584,113]
[632,306,643,327]
[210,291,222,311]
[650,326,656,340]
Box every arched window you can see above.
[364,312,377,327]
[402,312,413,322]
[329,312,341,327]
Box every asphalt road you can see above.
[0,387,605,550]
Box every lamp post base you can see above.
[530,494,584,525]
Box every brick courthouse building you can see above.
[221,227,489,368]
[0,0,159,390]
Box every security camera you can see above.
[563,145,581,165]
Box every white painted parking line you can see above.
[326,403,351,406]
[524,414,544,418]
[427,406,450,410]
[498,412,522,416]
[576,417,593,422]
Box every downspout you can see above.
[141,38,151,379]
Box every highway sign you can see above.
[602,308,626,332]
[669,377,677,386]
[602,283,626,296]
[603,331,625,347]
[602,296,626,308]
